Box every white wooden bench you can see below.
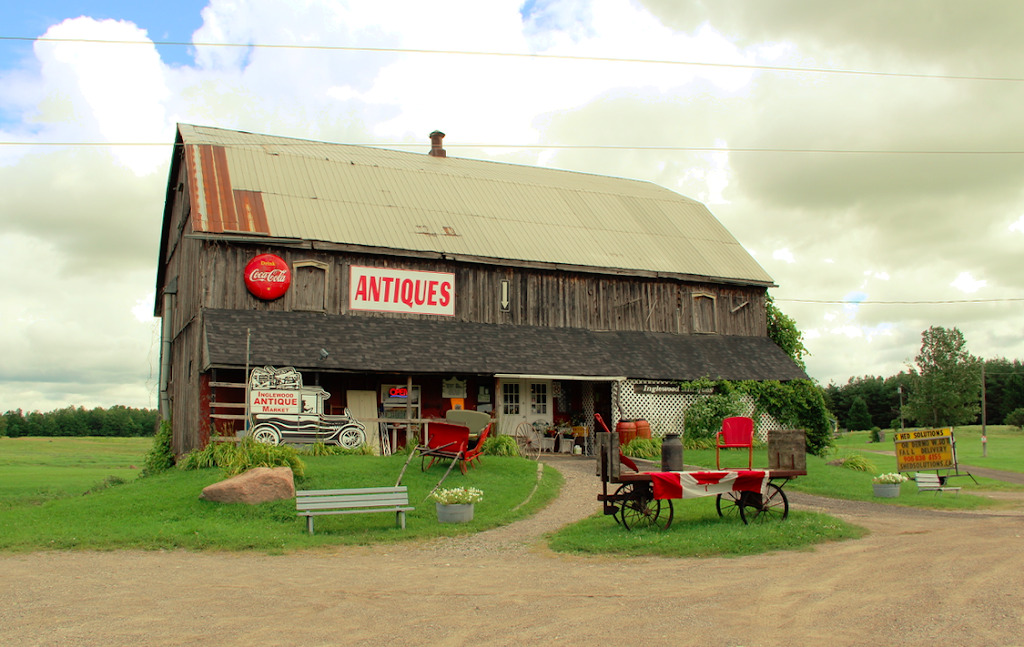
[915,473,961,495]
[296,486,414,534]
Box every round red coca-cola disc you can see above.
[244,253,291,300]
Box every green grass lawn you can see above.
[0,436,151,509]
[0,444,560,552]
[8,433,1019,557]
[549,499,865,558]
[834,425,1024,474]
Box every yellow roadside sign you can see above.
[894,427,956,472]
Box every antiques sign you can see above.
[349,266,455,316]
[894,427,956,472]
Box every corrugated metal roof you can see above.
[178,123,774,285]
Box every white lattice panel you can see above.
[612,379,782,442]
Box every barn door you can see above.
[498,379,552,436]
[346,390,380,454]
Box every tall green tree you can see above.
[904,326,981,426]
[847,396,873,431]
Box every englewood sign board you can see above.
[894,427,956,472]
[349,266,455,316]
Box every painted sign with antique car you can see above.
[247,366,365,448]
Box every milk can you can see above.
[661,433,683,471]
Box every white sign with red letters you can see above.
[349,266,455,316]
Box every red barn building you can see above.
[155,124,804,455]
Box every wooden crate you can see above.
[768,429,806,472]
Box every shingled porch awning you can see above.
[202,308,807,382]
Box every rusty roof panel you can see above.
[177,124,773,285]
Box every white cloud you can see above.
[951,271,986,293]
[5,0,1024,408]
[772,248,795,263]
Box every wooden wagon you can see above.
[595,417,807,530]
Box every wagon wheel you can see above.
[514,422,541,461]
[615,482,673,530]
[516,435,541,460]
[715,491,748,524]
[741,483,789,523]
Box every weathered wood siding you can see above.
[188,243,768,336]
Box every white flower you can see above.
[429,486,484,505]
[872,472,908,484]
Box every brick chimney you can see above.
[428,130,446,157]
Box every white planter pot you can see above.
[436,502,474,523]
[872,483,900,498]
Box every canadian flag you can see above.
[648,470,768,500]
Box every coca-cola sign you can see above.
[244,253,291,300]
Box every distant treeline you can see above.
[825,358,1024,431]
[0,406,160,437]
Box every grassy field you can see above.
[0,436,151,509]
[549,500,865,557]
[678,431,1023,510]
[5,432,1019,557]
[834,425,1024,473]
[0,439,561,552]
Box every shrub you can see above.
[682,435,716,450]
[300,441,374,456]
[837,453,875,472]
[178,437,305,478]
[622,437,660,459]
[683,383,745,441]
[142,420,175,476]
[483,434,521,457]
[1005,407,1024,429]
[869,427,883,443]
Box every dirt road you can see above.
[2,456,1022,647]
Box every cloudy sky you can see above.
[2,0,1023,413]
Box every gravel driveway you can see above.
[2,455,1021,647]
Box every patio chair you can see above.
[716,416,754,469]
[462,421,492,470]
[419,422,470,473]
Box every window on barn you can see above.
[503,382,521,415]
[530,383,548,414]
[692,292,717,333]
[293,261,329,311]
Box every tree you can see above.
[904,326,981,427]
[766,294,808,370]
[1005,407,1024,429]
[847,396,873,431]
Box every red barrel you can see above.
[635,419,652,440]
[616,420,637,446]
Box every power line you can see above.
[2,34,1023,83]
[776,297,1024,305]
[3,140,1024,155]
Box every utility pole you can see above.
[981,363,987,458]
[897,385,905,430]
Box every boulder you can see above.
[200,466,295,504]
